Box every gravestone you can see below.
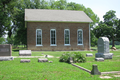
[0,44,14,61]
[95,58,104,61]
[91,64,101,75]
[86,53,93,57]
[38,58,48,62]
[0,44,12,56]
[69,57,73,63]
[20,59,30,63]
[95,37,113,59]
[49,61,53,63]
[19,50,32,56]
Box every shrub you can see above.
[59,52,86,63]
[59,52,71,63]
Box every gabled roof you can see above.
[25,9,93,23]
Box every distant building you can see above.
[25,9,93,51]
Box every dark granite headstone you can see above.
[0,44,13,61]
[0,44,12,56]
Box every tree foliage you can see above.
[0,37,5,44]
[116,20,120,39]
[103,10,117,26]
[0,0,16,37]
[94,10,120,47]
[6,35,14,44]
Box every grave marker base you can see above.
[38,58,48,62]
[20,59,30,63]
[0,56,14,61]
[86,53,93,57]
[95,58,104,61]
[95,53,113,59]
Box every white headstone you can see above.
[97,37,109,54]
[86,53,93,57]
[19,50,32,56]
[95,37,113,59]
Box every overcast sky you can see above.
[67,0,120,21]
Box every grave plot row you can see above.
[20,58,53,63]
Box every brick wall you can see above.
[27,22,90,51]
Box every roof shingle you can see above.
[25,9,93,23]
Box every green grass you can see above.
[0,49,120,80]
[109,45,120,49]
[76,59,120,72]
[75,50,120,72]
[32,52,43,56]
[0,58,101,80]
[33,51,65,57]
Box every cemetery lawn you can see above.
[0,49,120,80]
[75,51,120,72]
[0,58,101,80]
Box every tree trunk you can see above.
[112,36,115,47]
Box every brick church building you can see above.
[25,9,92,51]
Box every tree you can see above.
[0,37,5,44]
[91,31,98,46]
[67,2,84,10]
[0,0,16,37]
[12,0,46,46]
[93,10,119,47]
[6,35,14,44]
[94,22,113,39]
[116,19,120,40]
[103,10,116,26]
[12,0,32,46]
[53,0,67,10]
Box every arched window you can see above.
[50,29,56,46]
[36,29,42,46]
[64,29,70,46]
[77,29,83,45]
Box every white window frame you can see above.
[77,29,83,45]
[64,29,70,46]
[36,29,42,46]
[50,29,57,46]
